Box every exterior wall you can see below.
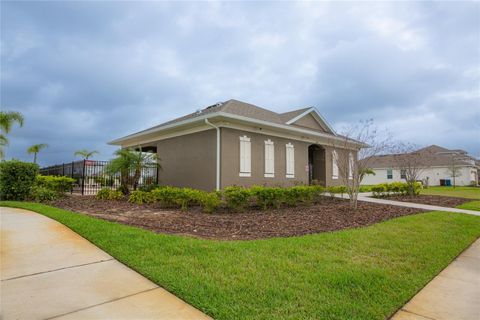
[323,146,355,186]
[220,127,354,188]
[156,129,216,191]
[220,128,310,188]
[361,166,478,186]
[291,114,326,132]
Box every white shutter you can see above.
[264,139,274,177]
[239,136,251,177]
[286,143,294,178]
[332,150,339,179]
[348,152,354,179]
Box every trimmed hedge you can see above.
[96,188,124,200]
[36,175,75,194]
[371,182,422,198]
[117,184,349,213]
[0,160,39,200]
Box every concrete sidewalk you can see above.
[391,238,480,320]
[342,193,480,216]
[0,207,211,320]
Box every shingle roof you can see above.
[365,145,477,168]
[110,99,352,145]
[127,99,326,136]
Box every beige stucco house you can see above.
[362,145,479,187]
[109,99,362,191]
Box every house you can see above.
[109,99,362,191]
[361,145,479,187]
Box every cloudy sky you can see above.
[1,1,479,166]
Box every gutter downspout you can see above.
[205,119,221,191]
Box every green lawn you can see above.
[2,201,480,320]
[421,186,480,199]
[457,201,480,211]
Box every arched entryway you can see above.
[308,145,326,185]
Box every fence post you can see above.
[62,163,65,176]
[81,160,86,196]
[71,161,74,194]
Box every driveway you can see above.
[0,207,211,320]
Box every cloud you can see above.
[1,1,479,165]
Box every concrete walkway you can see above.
[0,207,211,320]
[391,238,480,320]
[344,193,480,216]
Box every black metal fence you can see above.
[40,160,158,195]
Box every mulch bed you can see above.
[49,195,426,240]
[385,195,471,208]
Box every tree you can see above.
[446,161,463,189]
[74,149,99,159]
[0,111,24,159]
[106,148,160,194]
[27,143,48,164]
[331,119,392,210]
[392,143,425,196]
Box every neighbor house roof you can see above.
[109,99,355,146]
[365,145,477,168]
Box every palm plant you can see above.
[106,148,160,194]
[27,143,48,164]
[74,149,99,159]
[0,111,24,159]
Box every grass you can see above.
[2,201,480,320]
[456,201,480,211]
[421,186,480,199]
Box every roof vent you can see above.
[205,102,223,110]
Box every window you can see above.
[264,139,274,177]
[400,169,406,179]
[286,143,295,178]
[387,169,393,179]
[332,150,339,179]
[348,152,354,180]
[239,135,251,177]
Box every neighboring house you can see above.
[361,145,479,187]
[110,99,362,191]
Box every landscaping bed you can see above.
[50,195,424,240]
[385,194,471,208]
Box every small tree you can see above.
[106,148,160,194]
[74,149,99,159]
[392,143,425,196]
[446,162,462,188]
[0,110,24,159]
[27,143,48,164]
[332,119,392,210]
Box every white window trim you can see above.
[264,139,274,178]
[332,150,339,180]
[286,143,295,178]
[239,135,251,177]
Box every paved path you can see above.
[391,238,480,320]
[338,193,480,216]
[0,207,211,320]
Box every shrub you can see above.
[310,185,325,203]
[223,186,252,212]
[96,188,123,200]
[198,191,222,213]
[337,186,348,198]
[138,183,159,192]
[129,190,154,204]
[36,175,75,194]
[326,186,338,198]
[371,185,386,198]
[31,186,58,202]
[0,160,39,200]
[251,186,284,210]
[151,186,180,207]
[174,188,203,211]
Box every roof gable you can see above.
[284,107,335,134]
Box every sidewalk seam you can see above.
[1,258,114,282]
[45,287,160,320]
